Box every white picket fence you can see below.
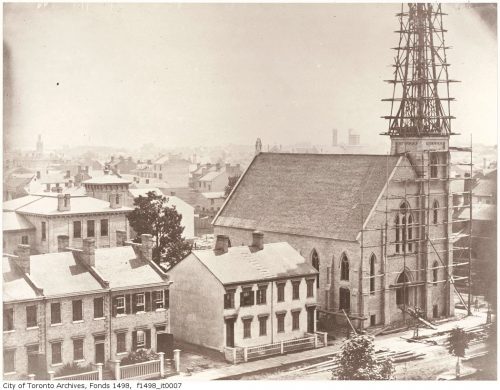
[120,359,162,380]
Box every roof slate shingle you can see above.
[214,153,400,241]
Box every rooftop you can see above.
[83,173,132,185]
[192,242,317,285]
[2,211,35,232]
[200,170,226,182]
[3,257,40,302]
[214,152,401,241]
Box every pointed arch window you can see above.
[339,287,350,312]
[433,261,439,283]
[433,200,439,224]
[369,254,376,294]
[311,250,320,288]
[396,271,410,306]
[340,254,349,281]
[395,202,415,253]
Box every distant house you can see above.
[168,233,318,356]
[3,170,39,201]
[3,193,132,254]
[472,169,496,205]
[152,154,191,188]
[199,170,228,193]
[189,163,241,192]
[2,235,172,380]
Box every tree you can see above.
[333,335,394,380]
[224,175,241,197]
[447,327,471,378]
[127,191,191,269]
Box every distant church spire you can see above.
[255,138,262,155]
[382,3,458,138]
[36,134,43,155]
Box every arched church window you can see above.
[396,271,410,306]
[369,254,376,294]
[340,254,349,281]
[433,200,439,224]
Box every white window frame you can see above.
[136,330,146,348]
[136,293,145,312]
[154,291,164,310]
[116,296,126,315]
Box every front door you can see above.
[156,332,174,359]
[95,343,105,364]
[307,307,315,333]
[225,319,235,347]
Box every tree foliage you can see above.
[127,191,191,268]
[334,335,394,380]
[447,327,471,358]
[120,349,159,365]
[55,362,93,377]
[224,175,241,197]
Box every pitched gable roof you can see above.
[214,153,400,242]
[3,257,40,302]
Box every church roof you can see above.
[213,152,401,242]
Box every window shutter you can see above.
[145,292,151,311]
[145,329,151,349]
[164,289,169,309]
[112,297,117,317]
[132,331,137,351]
[132,294,137,314]
[125,294,131,314]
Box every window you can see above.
[136,330,146,349]
[433,200,439,224]
[339,287,350,312]
[256,286,267,305]
[292,281,300,300]
[153,290,164,310]
[3,308,14,331]
[292,311,300,330]
[117,333,126,353]
[243,318,252,339]
[340,254,349,281]
[395,203,415,253]
[433,261,439,283]
[51,303,61,324]
[94,297,104,319]
[51,342,62,364]
[311,250,320,288]
[277,283,286,302]
[73,339,84,361]
[41,222,47,241]
[326,266,331,284]
[258,316,267,336]
[26,305,37,328]
[3,350,15,373]
[72,300,83,322]
[370,254,376,294]
[135,294,145,312]
[240,289,254,307]
[306,279,315,298]
[224,290,235,309]
[116,296,125,315]
[100,219,109,237]
[115,194,120,205]
[277,313,286,333]
[430,153,438,178]
[21,235,29,245]
[73,221,82,238]
[87,220,95,237]
[396,272,410,306]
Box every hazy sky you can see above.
[3,2,497,151]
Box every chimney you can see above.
[36,171,41,179]
[45,183,50,192]
[214,235,229,254]
[140,234,154,262]
[82,238,95,267]
[252,231,264,251]
[116,230,127,247]
[65,170,71,178]
[109,192,122,209]
[57,235,69,252]
[15,244,31,274]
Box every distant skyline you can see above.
[3,3,498,151]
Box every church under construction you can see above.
[213,3,473,330]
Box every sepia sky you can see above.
[3,2,497,151]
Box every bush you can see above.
[55,362,93,377]
[120,349,159,366]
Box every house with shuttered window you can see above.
[168,232,318,357]
[2,234,172,380]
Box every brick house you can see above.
[2,193,132,254]
[214,150,455,329]
[2,235,171,380]
[168,232,318,354]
